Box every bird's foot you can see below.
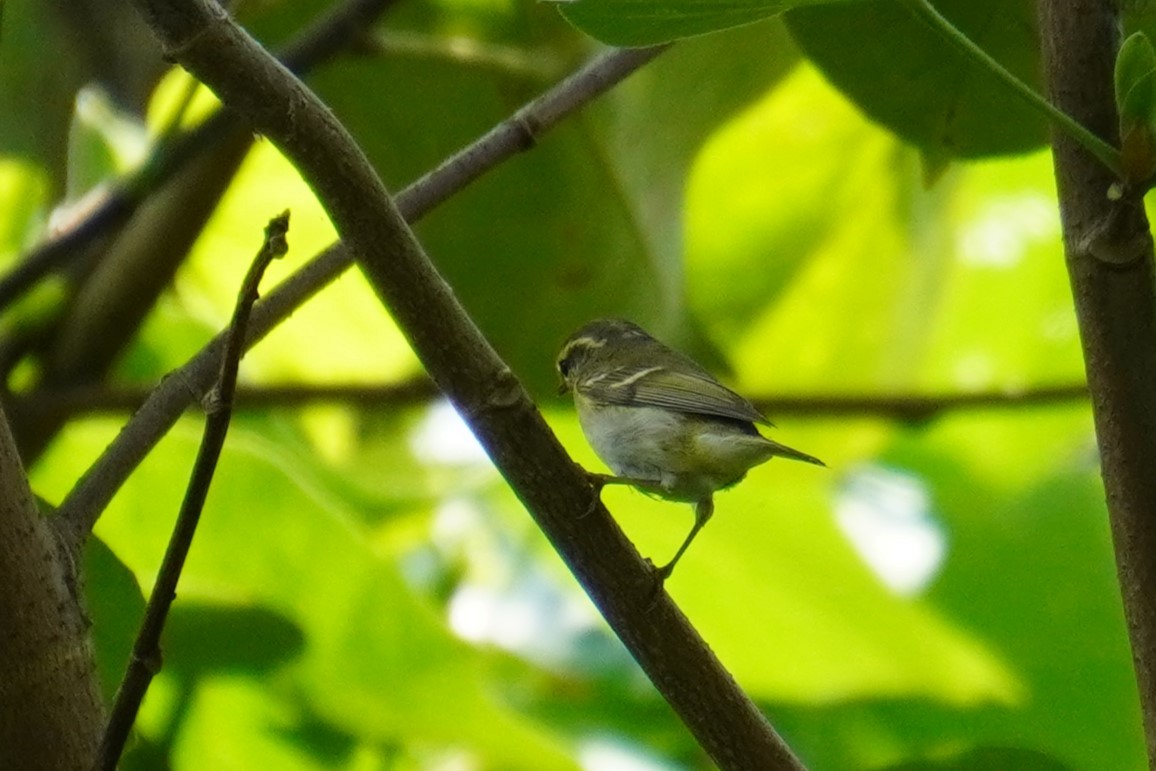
[578,471,615,519]
[642,558,671,610]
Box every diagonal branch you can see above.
[55,41,666,562]
[120,0,802,767]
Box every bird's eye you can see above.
[557,355,573,377]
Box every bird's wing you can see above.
[577,364,770,425]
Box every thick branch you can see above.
[0,405,103,769]
[123,1,800,767]
[1039,0,1156,764]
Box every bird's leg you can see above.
[579,470,659,519]
[654,495,715,583]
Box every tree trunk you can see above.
[1039,1,1156,765]
[0,404,104,769]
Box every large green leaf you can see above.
[34,418,578,770]
[554,0,864,47]
[83,535,146,703]
[587,16,800,362]
[684,63,1073,396]
[786,0,1045,158]
[908,409,1143,771]
[685,64,901,345]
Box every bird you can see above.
[556,318,824,582]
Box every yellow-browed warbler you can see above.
[556,318,824,581]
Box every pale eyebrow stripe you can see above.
[609,366,664,388]
[558,336,606,365]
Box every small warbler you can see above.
[556,318,824,581]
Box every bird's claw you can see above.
[641,558,670,610]
[578,471,611,519]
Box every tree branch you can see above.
[95,212,288,770]
[120,1,802,767]
[17,380,1088,420]
[0,403,103,768]
[1038,0,1156,763]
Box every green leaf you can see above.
[83,535,146,703]
[130,139,420,386]
[170,678,356,770]
[1115,31,1156,127]
[1114,31,1156,181]
[685,64,1076,396]
[553,0,864,47]
[162,603,305,677]
[786,0,1046,158]
[685,64,894,345]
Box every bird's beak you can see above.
[557,380,570,395]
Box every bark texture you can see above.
[1039,1,1156,764]
[0,404,103,769]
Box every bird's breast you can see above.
[574,399,777,502]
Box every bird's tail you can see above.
[766,439,825,467]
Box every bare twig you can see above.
[18,380,1087,420]
[122,1,801,768]
[94,212,289,771]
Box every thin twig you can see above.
[93,212,289,771]
[17,380,1087,420]
[0,0,396,313]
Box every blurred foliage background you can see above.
[0,0,1146,768]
